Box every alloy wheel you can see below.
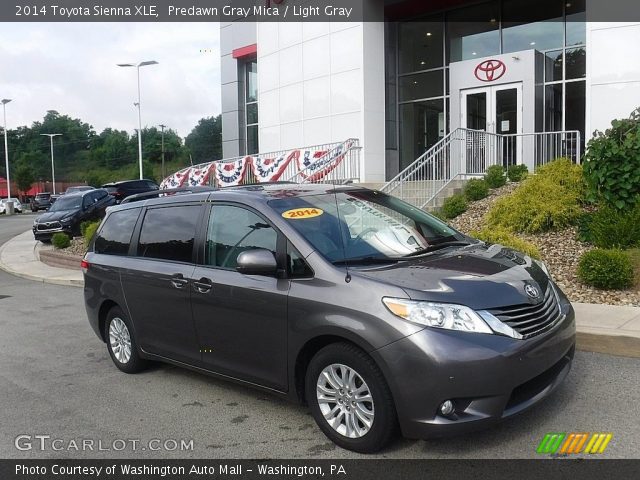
[108,317,132,364]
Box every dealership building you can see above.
[219,0,640,183]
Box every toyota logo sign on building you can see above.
[474,59,506,82]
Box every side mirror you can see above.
[236,249,278,276]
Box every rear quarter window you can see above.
[94,208,141,256]
[137,205,201,263]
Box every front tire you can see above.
[305,342,397,453]
[104,306,147,374]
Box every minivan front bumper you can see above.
[371,303,576,439]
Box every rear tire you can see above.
[305,342,397,453]
[104,306,147,374]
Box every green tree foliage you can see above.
[185,115,222,163]
[14,163,36,193]
[0,111,220,186]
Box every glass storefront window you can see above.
[502,0,563,53]
[566,0,586,46]
[398,70,444,102]
[446,1,500,62]
[246,60,258,103]
[399,99,445,169]
[565,81,585,137]
[246,103,258,125]
[247,125,259,156]
[399,17,444,72]
[544,84,563,132]
[545,50,563,83]
[565,47,586,79]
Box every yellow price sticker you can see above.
[282,208,324,219]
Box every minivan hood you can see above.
[351,243,550,310]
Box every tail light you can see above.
[80,259,90,274]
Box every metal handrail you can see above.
[381,128,582,210]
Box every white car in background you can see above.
[0,198,23,214]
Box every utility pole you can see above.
[2,99,12,200]
[159,124,166,179]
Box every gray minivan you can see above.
[83,184,575,452]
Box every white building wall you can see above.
[586,21,640,137]
[257,18,386,182]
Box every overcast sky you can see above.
[0,23,221,139]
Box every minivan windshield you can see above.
[269,190,463,264]
[48,195,82,212]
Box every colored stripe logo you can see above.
[537,433,612,454]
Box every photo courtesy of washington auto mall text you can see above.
[1,0,640,479]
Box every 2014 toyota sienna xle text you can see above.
[83,184,575,453]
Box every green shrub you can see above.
[577,249,634,290]
[84,222,100,248]
[464,178,490,201]
[52,232,71,249]
[577,212,594,243]
[583,107,640,210]
[507,164,529,182]
[441,193,468,219]
[535,158,585,199]
[470,226,540,259]
[484,165,507,188]
[486,159,584,233]
[588,203,640,249]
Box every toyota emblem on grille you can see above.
[474,59,506,82]
[525,284,540,299]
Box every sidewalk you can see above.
[0,230,83,287]
[1,230,639,357]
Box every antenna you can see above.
[332,190,351,283]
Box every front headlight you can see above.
[382,298,493,334]
[60,215,75,224]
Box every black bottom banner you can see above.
[1,459,639,480]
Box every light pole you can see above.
[117,60,158,179]
[41,134,62,194]
[2,99,11,200]
[159,124,166,179]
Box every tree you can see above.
[14,163,36,196]
[185,115,222,163]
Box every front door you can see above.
[461,82,522,169]
[190,203,289,391]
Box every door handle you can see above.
[193,277,213,294]
[170,274,188,289]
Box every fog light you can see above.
[440,400,454,416]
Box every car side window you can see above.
[137,205,200,263]
[94,208,141,255]
[205,205,277,270]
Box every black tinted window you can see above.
[138,205,200,262]
[206,205,277,269]
[94,208,141,255]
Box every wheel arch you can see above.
[97,299,119,342]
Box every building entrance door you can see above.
[461,82,522,168]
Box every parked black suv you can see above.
[31,192,53,212]
[101,179,158,204]
[83,184,575,453]
[33,189,115,241]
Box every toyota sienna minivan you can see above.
[83,184,575,453]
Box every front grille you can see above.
[37,222,62,231]
[487,284,561,339]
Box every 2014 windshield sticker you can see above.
[282,208,324,219]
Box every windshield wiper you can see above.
[403,240,472,257]
[332,256,402,266]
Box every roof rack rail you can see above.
[120,186,217,204]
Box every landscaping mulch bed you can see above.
[448,183,640,307]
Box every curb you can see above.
[576,332,640,359]
[0,231,84,288]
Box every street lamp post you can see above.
[159,124,166,179]
[2,99,12,200]
[41,133,62,195]
[117,60,158,180]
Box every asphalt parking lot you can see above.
[1,213,639,459]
